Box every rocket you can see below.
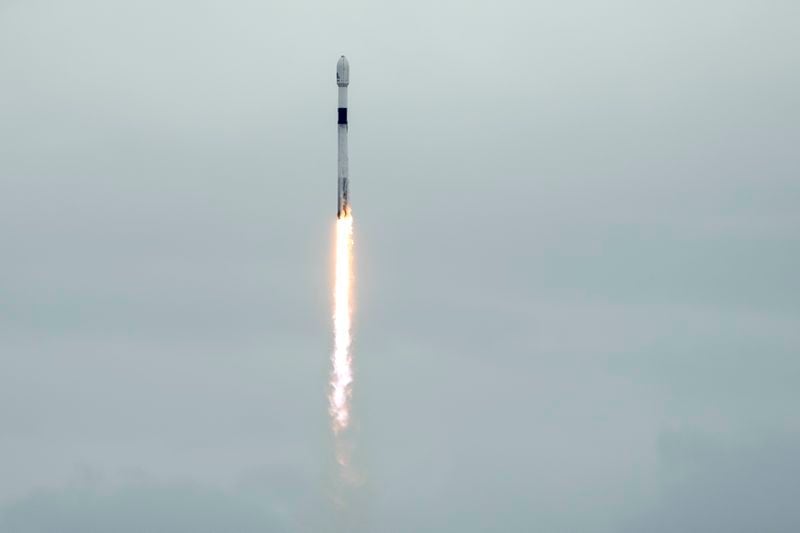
[337,55,350,219]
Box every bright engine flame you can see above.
[330,211,354,435]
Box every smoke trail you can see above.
[330,211,354,450]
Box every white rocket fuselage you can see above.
[337,56,350,219]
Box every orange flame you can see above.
[330,211,354,435]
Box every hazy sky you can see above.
[1,0,798,531]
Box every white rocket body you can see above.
[337,56,350,218]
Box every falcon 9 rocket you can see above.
[337,56,350,219]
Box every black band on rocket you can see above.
[338,108,347,125]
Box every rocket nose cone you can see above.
[337,56,350,87]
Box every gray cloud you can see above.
[0,478,305,533]
[623,430,800,532]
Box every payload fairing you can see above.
[337,56,350,219]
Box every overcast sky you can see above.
[1,0,798,531]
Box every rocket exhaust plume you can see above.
[331,209,353,435]
[330,56,356,470]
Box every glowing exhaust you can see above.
[330,210,354,436]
